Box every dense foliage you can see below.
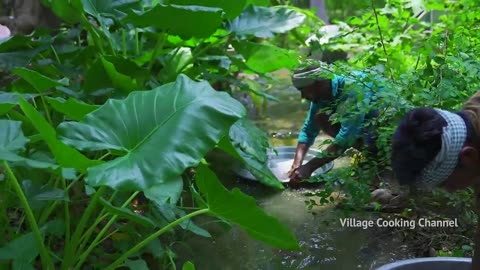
[2,0,480,268]
[303,0,479,235]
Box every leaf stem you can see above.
[148,33,166,72]
[122,29,127,58]
[371,0,395,82]
[62,176,71,247]
[3,161,54,269]
[40,96,53,125]
[105,208,210,270]
[61,186,106,270]
[74,191,140,270]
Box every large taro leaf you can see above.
[217,118,283,190]
[57,74,246,200]
[232,41,299,73]
[123,5,223,39]
[196,164,299,250]
[165,0,247,19]
[229,6,306,39]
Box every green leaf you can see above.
[243,79,280,102]
[0,231,38,262]
[18,97,102,173]
[159,47,193,83]
[0,50,40,70]
[144,178,183,205]
[196,164,299,250]
[12,260,35,270]
[0,104,14,116]
[0,92,39,104]
[229,6,305,38]
[0,220,64,262]
[40,0,84,24]
[58,74,246,193]
[144,239,164,259]
[232,41,299,74]
[0,120,59,169]
[12,68,67,92]
[46,97,100,121]
[0,120,28,160]
[125,259,149,270]
[218,118,283,190]
[84,56,145,93]
[83,58,114,92]
[99,197,156,227]
[155,203,211,237]
[81,0,139,19]
[123,5,223,39]
[246,0,269,6]
[101,57,138,93]
[182,261,195,270]
[166,0,247,19]
[22,180,69,209]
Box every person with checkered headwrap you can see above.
[391,92,480,269]
[391,96,480,191]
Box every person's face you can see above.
[298,81,331,102]
[440,146,480,192]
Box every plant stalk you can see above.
[3,161,54,269]
[62,176,71,248]
[105,208,210,270]
[61,186,106,270]
[147,33,166,72]
[371,0,395,83]
[74,191,139,269]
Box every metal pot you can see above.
[376,257,472,270]
[235,146,334,183]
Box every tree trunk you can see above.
[310,0,328,23]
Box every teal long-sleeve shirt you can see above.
[298,72,379,148]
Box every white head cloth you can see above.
[420,109,467,188]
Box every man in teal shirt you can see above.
[288,66,381,183]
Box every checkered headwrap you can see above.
[419,109,467,188]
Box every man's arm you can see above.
[291,102,321,168]
[304,143,343,170]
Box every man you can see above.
[288,66,382,183]
[391,92,480,269]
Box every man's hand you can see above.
[289,164,314,184]
[287,163,300,179]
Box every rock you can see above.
[371,188,395,204]
[0,24,10,39]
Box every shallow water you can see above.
[176,179,411,270]
[174,77,412,269]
